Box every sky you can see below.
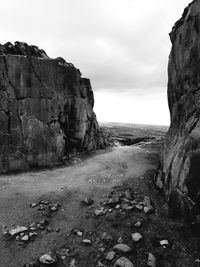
[0,0,191,125]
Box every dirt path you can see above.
[0,142,199,267]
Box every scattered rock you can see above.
[21,235,29,242]
[82,239,92,245]
[134,221,141,228]
[114,257,134,267]
[113,244,131,253]
[9,226,28,237]
[147,253,156,267]
[143,196,151,206]
[144,205,153,214]
[38,206,45,211]
[69,258,76,267]
[30,203,37,208]
[125,190,133,200]
[99,247,105,253]
[39,253,57,265]
[135,204,143,210]
[94,207,105,216]
[117,237,124,244]
[59,248,70,259]
[82,198,94,206]
[50,204,59,212]
[106,251,116,261]
[160,239,169,247]
[131,232,142,242]
[72,229,83,237]
[29,232,37,238]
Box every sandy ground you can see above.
[0,142,199,267]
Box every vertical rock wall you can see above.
[0,42,105,173]
[157,0,200,219]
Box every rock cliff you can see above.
[156,0,200,220]
[0,42,105,173]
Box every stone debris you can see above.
[160,239,169,247]
[147,253,156,267]
[72,229,83,237]
[144,206,153,214]
[134,221,142,228]
[69,258,76,267]
[113,244,131,253]
[50,204,59,212]
[21,235,29,242]
[94,207,105,216]
[143,196,151,206]
[3,216,52,243]
[99,247,106,253]
[30,203,37,208]
[82,198,94,206]
[114,257,135,267]
[117,236,124,243]
[142,196,154,214]
[82,239,92,245]
[30,200,60,213]
[131,232,142,242]
[59,248,70,259]
[135,204,143,210]
[9,226,28,236]
[125,190,133,200]
[39,253,57,265]
[106,251,116,261]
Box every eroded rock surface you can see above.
[157,0,200,219]
[0,41,105,173]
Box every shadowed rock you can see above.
[156,0,200,220]
[0,42,106,173]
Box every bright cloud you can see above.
[0,0,191,125]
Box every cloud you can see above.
[0,0,190,124]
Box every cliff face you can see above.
[0,42,105,173]
[156,0,200,219]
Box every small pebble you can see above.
[82,239,92,245]
[132,232,142,242]
[106,251,116,261]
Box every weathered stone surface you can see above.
[158,0,200,219]
[0,42,105,173]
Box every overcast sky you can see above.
[0,0,191,125]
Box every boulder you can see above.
[114,257,134,267]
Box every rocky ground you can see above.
[0,126,200,266]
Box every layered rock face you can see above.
[0,42,105,173]
[157,0,200,219]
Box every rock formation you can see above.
[156,0,200,219]
[0,42,105,173]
